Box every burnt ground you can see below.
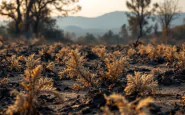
[0,41,185,115]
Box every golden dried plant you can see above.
[92,46,107,59]
[0,41,3,48]
[39,45,55,56]
[147,45,158,59]
[103,94,154,115]
[127,48,136,57]
[165,46,178,62]
[18,55,26,62]
[99,55,128,82]
[156,44,166,58]
[113,50,122,57]
[181,95,185,106]
[124,72,158,96]
[175,51,185,70]
[55,47,70,64]
[38,48,47,56]
[59,49,95,87]
[8,55,21,71]
[6,65,63,115]
[72,83,84,91]
[137,45,148,56]
[25,54,40,70]
[29,38,43,46]
[46,62,56,72]
[150,68,161,77]
[0,78,8,87]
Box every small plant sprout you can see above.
[8,55,21,71]
[0,78,8,87]
[124,72,158,96]
[6,65,63,115]
[103,93,154,115]
[25,54,41,70]
[59,49,95,87]
[99,55,128,82]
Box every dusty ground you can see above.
[0,40,185,115]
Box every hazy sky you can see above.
[73,0,185,17]
[0,0,184,18]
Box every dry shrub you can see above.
[124,72,158,96]
[25,54,41,70]
[0,78,8,87]
[92,46,107,59]
[55,47,70,64]
[127,48,136,57]
[46,61,56,72]
[165,46,177,62]
[99,55,128,82]
[8,55,21,71]
[72,83,84,91]
[6,65,63,115]
[175,51,185,70]
[151,68,161,77]
[59,49,95,87]
[103,94,154,115]
[137,45,150,56]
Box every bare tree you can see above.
[0,0,81,36]
[126,0,158,46]
[157,0,180,38]
[31,0,81,36]
[0,0,23,34]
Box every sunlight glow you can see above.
[73,0,185,17]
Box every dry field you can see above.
[0,38,185,115]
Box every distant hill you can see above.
[55,11,128,29]
[54,11,129,36]
[1,11,185,37]
[54,11,185,37]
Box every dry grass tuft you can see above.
[103,93,154,115]
[59,49,95,87]
[99,55,128,82]
[6,65,63,115]
[124,72,158,96]
[25,54,41,70]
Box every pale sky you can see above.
[0,0,185,18]
[73,0,185,17]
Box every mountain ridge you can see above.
[54,11,185,37]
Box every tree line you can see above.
[126,0,180,46]
[0,0,183,45]
[0,0,80,39]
